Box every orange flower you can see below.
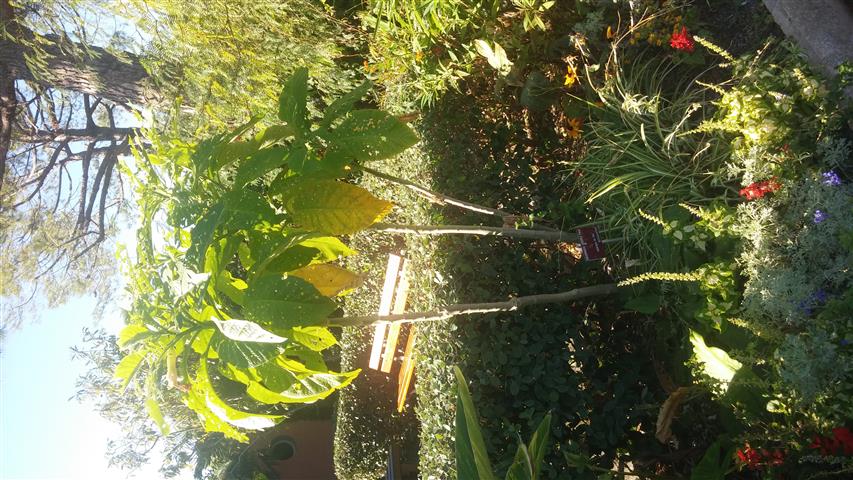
[415,51,424,62]
[564,64,578,87]
[566,117,583,139]
[605,25,615,41]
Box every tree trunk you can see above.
[0,27,159,107]
[0,0,17,192]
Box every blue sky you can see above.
[0,294,192,480]
[0,296,123,480]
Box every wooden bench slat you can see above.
[380,259,410,373]
[369,254,402,370]
[396,326,417,413]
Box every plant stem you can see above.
[373,223,577,242]
[325,284,619,327]
[360,165,557,231]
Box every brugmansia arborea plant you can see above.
[115,68,617,442]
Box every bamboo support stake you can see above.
[373,223,577,242]
[361,165,557,231]
[327,284,619,327]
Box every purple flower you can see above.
[822,171,842,186]
[814,209,828,224]
[841,339,850,347]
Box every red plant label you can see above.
[577,227,605,261]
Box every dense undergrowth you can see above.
[335,0,853,479]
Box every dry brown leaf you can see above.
[655,386,690,443]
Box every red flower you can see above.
[809,427,853,456]
[736,443,786,470]
[736,444,763,470]
[739,177,781,200]
[670,26,695,52]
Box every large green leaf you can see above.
[289,264,362,297]
[456,393,479,480]
[243,275,337,330]
[215,270,247,305]
[186,202,225,269]
[117,324,152,348]
[454,366,497,480]
[246,358,359,404]
[212,319,288,343]
[217,189,276,231]
[690,440,733,480]
[214,334,284,369]
[192,117,261,172]
[233,146,289,187]
[325,110,418,162]
[145,372,170,435]
[246,229,353,279]
[292,326,338,351]
[187,190,275,268]
[520,71,551,111]
[320,80,372,130]
[281,179,393,235]
[285,344,329,372]
[278,67,309,135]
[185,358,281,442]
[253,236,356,277]
[690,330,742,385]
[254,124,295,146]
[214,140,261,170]
[245,228,317,271]
[298,236,357,262]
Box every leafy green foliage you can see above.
[569,55,733,271]
[117,0,363,130]
[690,440,734,480]
[117,70,421,442]
[455,366,553,480]
[73,329,243,479]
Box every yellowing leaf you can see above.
[289,264,363,297]
[282,179,393,235]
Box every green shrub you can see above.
[334,325,419,479]
[400,87,663,479]
[332,139,429,480]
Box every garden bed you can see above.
[336,0,853,478]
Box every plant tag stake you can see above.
[577,226,605,261]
